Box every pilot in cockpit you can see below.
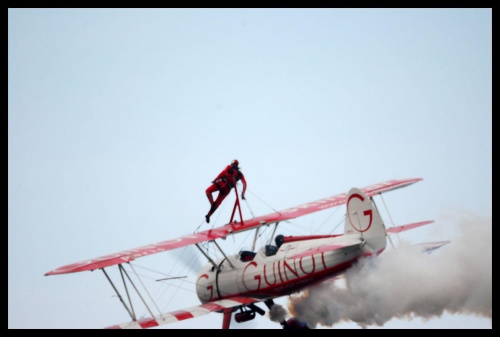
[239,250,256,262]
[264,234,285,257]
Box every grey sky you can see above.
[8,8,491,329]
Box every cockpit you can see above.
[239,250,256,262]
[264,234,285,256]
[239,234,286,262]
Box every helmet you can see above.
[231,159,239,167]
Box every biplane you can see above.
[45,177,448,329]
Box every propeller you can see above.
[168,244,204,277]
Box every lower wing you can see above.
[105,296,262,329]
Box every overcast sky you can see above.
[8,8,491,329]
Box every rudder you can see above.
[344,187,387,253]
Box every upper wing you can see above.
[274,177,422,220]
[45,177,422,276]
[105,296,261,329]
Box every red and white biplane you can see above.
[45,177,447,329]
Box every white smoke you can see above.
[268,303,288,323]
[288,212,492,328]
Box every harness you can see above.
[214,179,223,190]
[214,167,240,190]
[214,176,232,193]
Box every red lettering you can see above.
[196,274,213,301]
[283,259,298,280]
[263,263,277,286]
[242,262,261,291]
[277,261,285,283]
[299,255,315,274]
[321,252,327,270]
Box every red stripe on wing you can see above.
[138,318,159,328]
[171,310,195,321]
[200,302,225,311]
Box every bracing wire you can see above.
[378,193,401,242]
[243,198,255,218]
[238,181,256,218]
[192,219,206,234]
[328,214,346,235]
[159,243,208,312]
[128,264,197,287]
[245,187,343,237]
[124,239,207,315]
[107,262,196,320]
[129,263,164,318]
[210,196,227,229]
[246,188,281,214]
[313,206,341,235]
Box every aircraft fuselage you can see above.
[196,235,373,303]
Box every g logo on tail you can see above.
[347,193,373,233]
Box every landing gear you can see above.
[223,303,266,328]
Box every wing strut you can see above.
[229,184,244,225]
[270,221,280,243]
[119,264,157,320]
[102,268,136,321]
[119,264,137,321]
[195,240,236,270]
[222,308,232,329]
[379,193,401,241]
[213,240,234,269]
[195,243,218,269]
[129,264,164,317]
[102,264,159,323]
[251,226,260,251]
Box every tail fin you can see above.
[344,187,387,253]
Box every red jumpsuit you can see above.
[205,164,247,223]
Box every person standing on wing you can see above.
[205,159,247,223]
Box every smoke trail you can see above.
[268,303,288,323]
[288,212,492,328]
